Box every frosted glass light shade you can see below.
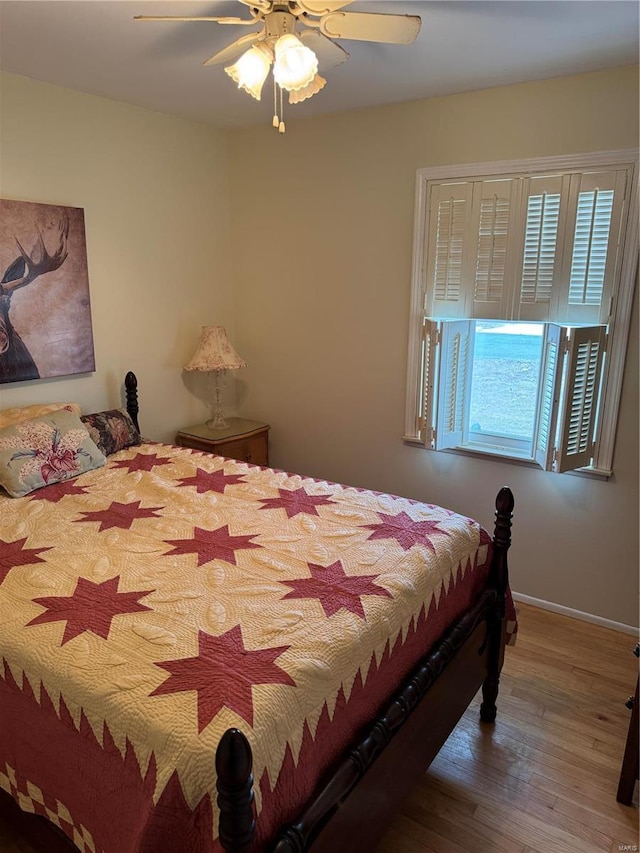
[225,43,273,100]
[184,326,247,372]
[273,34,318,91]
[288,73,326,104]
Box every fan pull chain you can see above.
[271,80,286,134]
[272,77,279,129]
[279,86,285,134]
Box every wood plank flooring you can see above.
[378,602,639,853]
[0,602,637,852]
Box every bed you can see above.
[0,372,515,853]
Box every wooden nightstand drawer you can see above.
[176,418,270,466]
[214,433,268,465]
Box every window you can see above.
[405,151,638,475]
[469,321,543,453]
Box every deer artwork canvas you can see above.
[0,199,95,384]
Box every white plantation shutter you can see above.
[569,188,614,306]
[555,170,627,324]
[533,324,565,470]
[472,179,517,319]
[435,320,474,450]
[517,174,569,321]
[407,152,637,473]
[418,319,439,447]
[555,326,607,473]
[426,182,474,318]
[520,193,560,305]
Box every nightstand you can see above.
[175,418,270,466]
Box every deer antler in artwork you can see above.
[0,214,70,378]
[1,213,70,295]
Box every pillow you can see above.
[80,408,141,456]
[0,402,81,430]
[0,410,106,497]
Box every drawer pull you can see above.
[625,696,635,710]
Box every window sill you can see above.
[442,444,540,468]
[463,440,534,460]
[402,436,612,479]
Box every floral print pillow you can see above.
[80,409,141,456]
[0,410,106,497]
[0,402,81,430]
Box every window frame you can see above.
[404,150,639,476]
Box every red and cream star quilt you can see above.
[0,443,511,852]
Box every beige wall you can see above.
[0,72,233,440]
[229,67,640,627]
[0,67,637,626]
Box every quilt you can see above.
[0,442,511,852]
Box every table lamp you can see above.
[184,326,247,429]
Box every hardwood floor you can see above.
[0,603,637,852]
[379,602,639,853]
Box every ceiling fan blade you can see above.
[237,0,272,10]
[320,11,421,44]
[295,1,354,13]
[299,30,349,69]
[203,30,264,66]
[134,16,251,24]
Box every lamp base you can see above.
[207,370,229,431]
[206,413,229,431]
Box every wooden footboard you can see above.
[215,488,514,852]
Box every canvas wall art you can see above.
[0,199,95,385]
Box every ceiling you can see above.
[0,1,638,130]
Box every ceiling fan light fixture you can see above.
[288,72,326,104]
[224,42,273,100]
[273,33,318,91]
[135,3,422,132]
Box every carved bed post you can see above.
[124,371,140,432]
[480,486,514,723]
[216,728,256,853]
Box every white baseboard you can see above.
[512,592,639,636]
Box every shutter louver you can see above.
[434,197,466,303]
[533,324,564,470]
[520,192,561,305]
[556,169,626,324]
[555,326,606,472]
[418,319,438,447]
[568,189,614,307]
[427,182,474,318]
[474,193,510,304]
[435,320,474,450]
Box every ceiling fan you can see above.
[135,1,421,131]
